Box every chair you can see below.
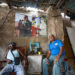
[2,47,27,75]
[49,58,69,75]
[61,58,69,75]
[10,72,16,75]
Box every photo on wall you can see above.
[14,12,47,37]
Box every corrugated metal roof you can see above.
[0,0,75,13]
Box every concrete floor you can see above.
[27,70,75,75]
[27,71,75,75]
[69,70,75,75]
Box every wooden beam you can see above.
[11,0,56,7]
[56,0,65,8]
[6,0,12,9]
[0,0,6,3]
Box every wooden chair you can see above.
[49,58,69,75]
[10,72,16,75]
[0,47,27,75]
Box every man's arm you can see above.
[54,46,64,63]
[4,50,12,64]
[4,50,8,61]
[46,51,51,64]
[58,47,64,58]
[17,49,28,68]
[46,51,51,59]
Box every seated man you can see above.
[43,35,65,75]
[0,42,26,75]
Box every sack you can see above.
[14,57,20,65]
[11,50,20,65]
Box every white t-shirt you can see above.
[7,49,20,61]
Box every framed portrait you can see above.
[30,42,39,54]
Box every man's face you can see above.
[8,45,14,50]
[24,16,28,21]
[49,35,55,42]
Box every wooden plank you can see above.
[6,0,12,9]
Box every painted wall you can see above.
[0,6,64,61]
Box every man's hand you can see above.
[54,56,60,63]
[46,58,49,64]
[54,46,64,63]
[46,51,51,64]
[22,60,25,67]
[7,59,12,64]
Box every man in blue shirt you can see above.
[43,34,65,75]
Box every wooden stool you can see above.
[10,72,16,75]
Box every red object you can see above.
[10,72,16,75]
[32,26,40,36]
[64,58,68,61]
